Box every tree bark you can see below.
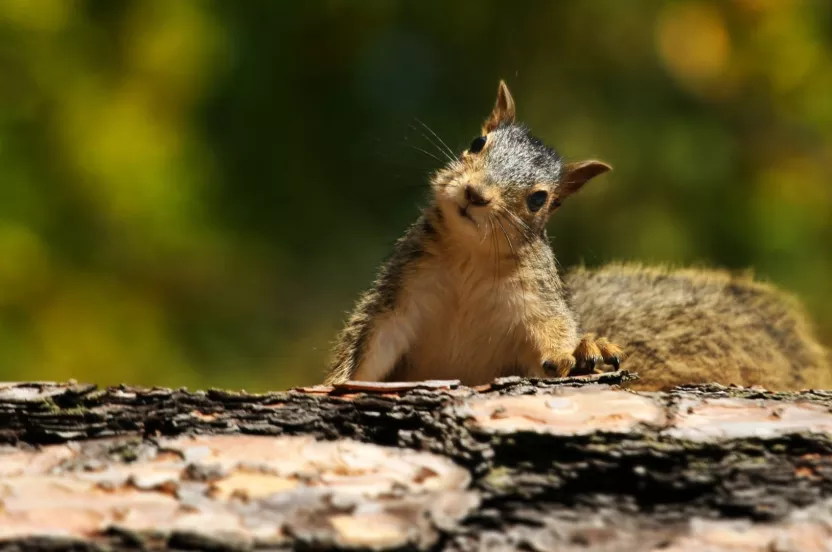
[2,372,832,551]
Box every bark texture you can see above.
[2,373,832,551]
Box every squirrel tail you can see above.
[564,263,832,391]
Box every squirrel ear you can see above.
[482,80,516,134]
[556,160,612,202]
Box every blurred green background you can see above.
[1,0,830,391]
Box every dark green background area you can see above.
[1,0,830,390]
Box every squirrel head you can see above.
[432,80,611,244]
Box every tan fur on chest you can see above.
[395,252,541,384]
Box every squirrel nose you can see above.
[465,185,490,206]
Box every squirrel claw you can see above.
[542,355,575,377]
[596,337,626,371]
[543,335,626,379]
[570,335,603,375]
[567,334,626,376]
[577,355,602,374]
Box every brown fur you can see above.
[564,263,832,391]
[324,81,619,386]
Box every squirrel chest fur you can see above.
[381,215,576,384]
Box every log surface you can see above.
[2,373,832,551]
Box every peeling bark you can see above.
[2,373,832,551]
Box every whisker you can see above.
[407,124,449,161]
[504,209,535,236]
[488,216,501,318]
[499,209,547,275]
[406,144,445,165]
[504,210,544,259]
[499,209,535,248]
[414,117,458,160]
[494,215,520,271]
[408,122,456,164]
[494,214,527,326]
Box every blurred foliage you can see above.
[0,0,830,390]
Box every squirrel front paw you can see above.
[542,334,625,377]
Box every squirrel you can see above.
[564,263,832,391]
[324,80,625,386]
[324,80,831,391]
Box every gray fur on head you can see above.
[485,124,563,190]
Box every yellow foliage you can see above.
[656,2,732,98]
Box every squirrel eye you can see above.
[468,136,487,154]
[527,191,548,212]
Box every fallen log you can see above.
[1,372,832,551]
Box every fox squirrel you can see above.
[324,81,831,391]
